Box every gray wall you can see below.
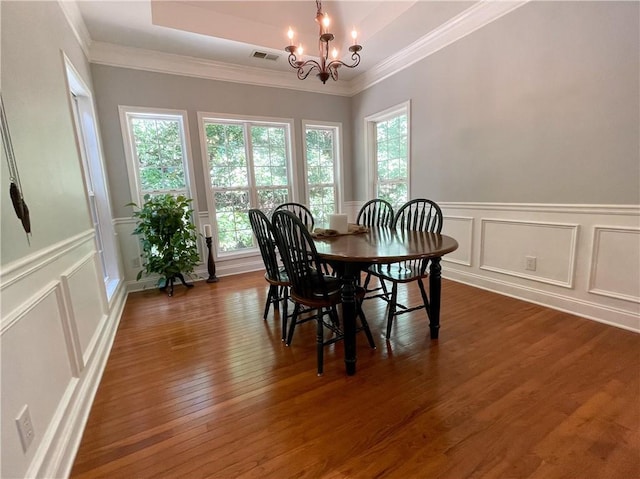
[351,1,640,204]
[90,65,352,218]
[1,1,92,266]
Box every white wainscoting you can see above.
[346,201,640,333]
[117,203,640,332]
[0,231,126,479]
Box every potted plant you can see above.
[129,194,200,296]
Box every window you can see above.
[199,114,295,256]
[303,121,342,226]
[119,107,196,207]
[65,56,121,301]
[366,101,410,208]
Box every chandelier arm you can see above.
[350,51,362,67]
[296,60,322,80]
[287,54,300,69]
[326,53,361,71]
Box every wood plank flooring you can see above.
[70,272,639,478]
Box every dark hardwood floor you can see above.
[70,271,639,478]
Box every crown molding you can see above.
[86,0,528,97]
[347,0,530,96]
[57,0,92,58]
[89,42,352,97]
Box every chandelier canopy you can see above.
[285,0,362,84]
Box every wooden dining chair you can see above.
[357,198,395,298]
[273,202,315,231]
[272,210,376,375]
[366,198,443,339]
[356,198,394,228]
[248,209,290,341]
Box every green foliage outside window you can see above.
[131,118,186,193]
[305,128,336,225]
[205,121,292,253]
[376,114,408,209]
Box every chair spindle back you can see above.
[356,199,394,227]
[274,202,315,232]
[393,199,443,233]
[272,210,332,301]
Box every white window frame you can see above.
[302,120,344,219]
[119,106,199,210]
[197,112,297,260]
[63,54,121,302]
[364,100,411,202]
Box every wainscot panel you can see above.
[479,219,578,288]
[589,226,640,303]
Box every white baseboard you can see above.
[443,268,640,333]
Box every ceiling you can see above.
[75,0,477,83]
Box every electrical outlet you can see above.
[131,257,140,268]
[16,405,34,452]
[525,256,537,271]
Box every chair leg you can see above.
[385,282,399,339]
[362,271,372,290]
[281,287,289,341]
[417,278,431,320]
[329,305,340,328]
[263,285,277,320]
[317,308,325,376]
[357,304,376,349]
[379,277,389,298]
[286,303,301,346]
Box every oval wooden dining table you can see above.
[313,227,458,375]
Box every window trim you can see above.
[364,100,411,201]
[301,120,344,216]
[64,53,121,303]
[197,111,297,260]
[118,105,199,211]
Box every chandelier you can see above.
[285,0,362,84]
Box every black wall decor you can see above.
[1,94,31,242]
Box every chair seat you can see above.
[368,262,428,283]
[265,266,289,286]
[290,278,366,309]
[291,274,341,306]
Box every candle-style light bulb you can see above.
[297,44,304,56]
[322,14,330,29]
[331,48,338,59]
[287,27,294,42]
[351,28,358,44]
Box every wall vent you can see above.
[252,50,279,61]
